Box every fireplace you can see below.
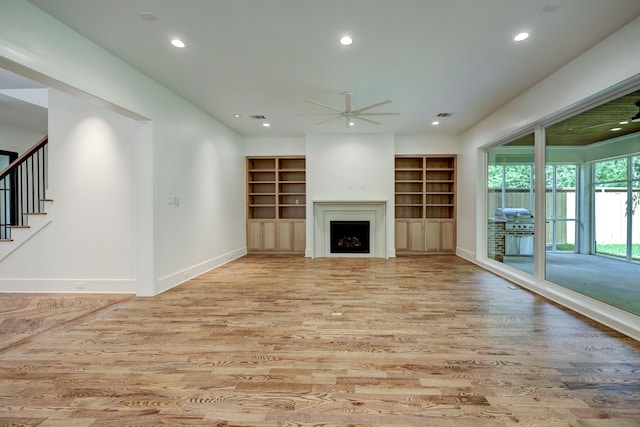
[330,221,370,254]
[312,201,387,258]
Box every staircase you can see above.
[0,136,51,260]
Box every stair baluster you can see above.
[0,136,48,240]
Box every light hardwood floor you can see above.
[1,255,639,426]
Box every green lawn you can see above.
[552,243,640,260]
[555,243,575,251]
[596,243,640,260]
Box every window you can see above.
[593,157,633,260]
[546,164,577,252]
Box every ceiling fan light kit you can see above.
[305,92,400,128]
[632,101,640,122]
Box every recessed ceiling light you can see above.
[514,32,529,42]
[234,114,241,118]
[171,39,185,48]
[432,121,440,126]
[610,127,622,131]
[619,121,629,125]
[340,35,353,46]
[349,121,355,127]
[262,123,270,127]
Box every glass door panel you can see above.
[487,133,535,275]
[545,164,577,252]
[633,179,639,262]
[594,159,628,258]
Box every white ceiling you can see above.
[15,0,640,137]
[0,68,47,134]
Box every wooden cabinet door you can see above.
[247,221,263,251]
[292,220,306,252]
[248,220,277,251]
[396,219,428,252]
[262,221,277,250]
[395,220,409,251]
[276,220,306,252]
[408,220,425,252]
[278,220,293,251]
[424,220,440,252]
[440,220,456,252]
[425,219,456,252]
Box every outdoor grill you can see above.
[496,208,535,255]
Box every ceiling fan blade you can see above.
[580,120,625,130]
[315,116,342,125]
[357,112,400,116]
[352,115,381,125]
[305,99,344,114]
[345,92,352,113]
[353,99,391,114]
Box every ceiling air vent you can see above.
[437,112,453,118]
[138,12,159,21]
[250,115,267,120]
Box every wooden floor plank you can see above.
[0,254,639,426]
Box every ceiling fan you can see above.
[579,99,640,130]
[304,92,399,128]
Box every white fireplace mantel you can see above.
[313,201,387,258]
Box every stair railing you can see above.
[0,136,49,239]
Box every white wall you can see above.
[0,0,246,295]
[305,133,395,257]
[0,124,46,156]
[395,134,461,155]
[0,89,136,292]
[244,136,305,157]
[151,102,245,294]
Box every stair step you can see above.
[7,225,30,229]
[0,239,14,242]
[41,198,54,202]
[24,212,47,216]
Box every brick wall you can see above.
[488,221,505,262]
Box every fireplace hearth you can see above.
[330,221,370,253]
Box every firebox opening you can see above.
[330,220,370,253]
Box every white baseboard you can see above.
[0,278,135,294]
[455,247,475,262]
[0,248,248,296]
[155,247,247,295]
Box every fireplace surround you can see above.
[313,201,387,258]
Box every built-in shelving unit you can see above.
[395,155,456,254]
[247,156,306,252]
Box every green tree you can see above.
[504,165,533,188]
[595,158,627,183]
[489,164,534,188]
[546,164,576,188]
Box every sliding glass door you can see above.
[486,87,640,317]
